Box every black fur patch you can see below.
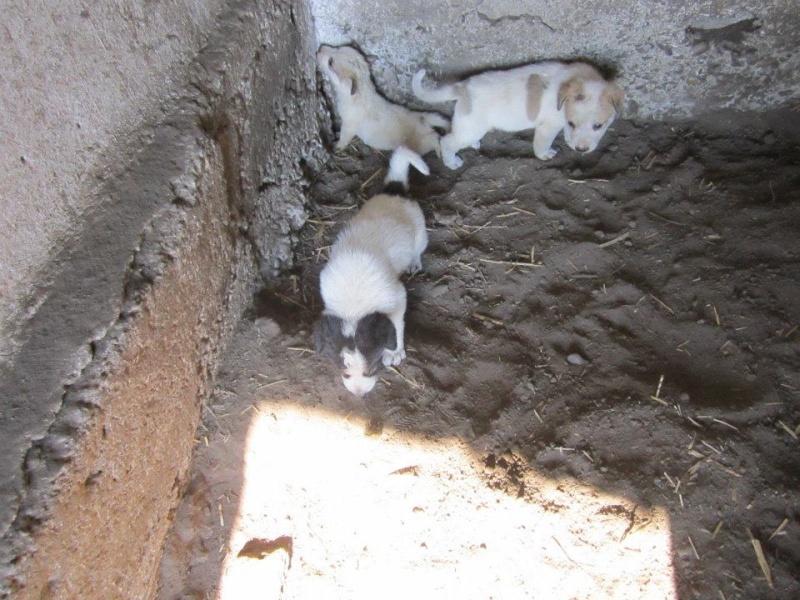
[315,312,396,374]
[383,181,407,197]
[355,312,397,376]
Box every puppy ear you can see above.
[314,314,345,361]
[355,312,397,375]
[355,313,397,352]
[603,82,625,115]
[557,78,582,111]
[348,76,359,96]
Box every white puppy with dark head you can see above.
[314,146,429,397]
[317,44,449,156]
[412,61,624,169]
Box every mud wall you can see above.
[0,0,323,597]
[312,0,800,118]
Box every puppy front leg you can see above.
[532,123,562,160]
[382,296,407,367]
[335,123,356,151]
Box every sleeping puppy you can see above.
[314,146,429,397]
[317,44,449,157]
[412,61,624,169]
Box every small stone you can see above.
[430,284,448,298]
[434,211,458,226]
[567,353,586,365]
[679,392,690,402]
[594,230,606,239]
[652,184,662,192]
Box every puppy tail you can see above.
[412,69,458,104]
[384,146,430,194]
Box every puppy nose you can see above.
[576,144,590,153]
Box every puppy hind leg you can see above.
[440,133,465,169]
[440,116,487,169]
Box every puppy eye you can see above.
[575,94,585,101]
[568,121,576,129]
[592,123,603,131]
[342,372,351,379]
[328,57,334,67]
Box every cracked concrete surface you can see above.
[311,0,800,118]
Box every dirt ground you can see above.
[158,110,800,599]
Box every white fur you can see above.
[319,148,429,396]
[317,45,449,156]
[412,61,624,169]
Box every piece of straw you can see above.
[747,529,773,588]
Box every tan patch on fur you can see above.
[455,83,471,115]
[526,74,545,120]
[557,78,584,111]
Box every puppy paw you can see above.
[470,140,481,150]
[535,147,558,161]
[407,257,423,275]
[443,154,464,169]
[382,347,406,367]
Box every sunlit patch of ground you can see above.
[219,402,676,600]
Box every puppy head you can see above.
[316,45,369,97]
[557,78,624,154]
[314,312,397,397]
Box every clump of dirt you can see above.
[159,110,800,599]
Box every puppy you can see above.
[314,146,429,397]
[317,44,449,157]
[412,61,624,169]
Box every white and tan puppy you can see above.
[317,44,449,157]
[314,146,429,397]
[412,61,624,169]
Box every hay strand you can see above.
[747,529,773,588]
[768,518,788,541]
[598,231,631,249]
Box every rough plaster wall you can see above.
[310,0,800,118]
[14,143,241,600]
[0,0,324,595]
[0,0,229,363]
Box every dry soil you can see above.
[159,110,800,600]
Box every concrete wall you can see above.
[0,0,324,596]
[311,0,800,118]
[0,0,227,363]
